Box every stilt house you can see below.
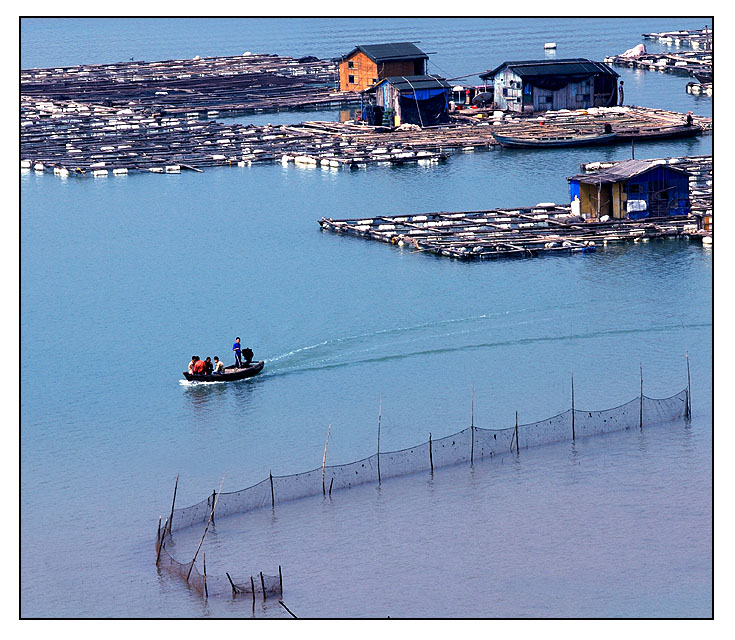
[479,58,619,113]
[567,159,691,220]
[339,42,428,92]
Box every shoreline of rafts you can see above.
[21,104,710,177]
[318,155,712,261]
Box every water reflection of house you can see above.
[479,58,619,113]
[338,42,429,92]
[567,160,691,221]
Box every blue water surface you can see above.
[20,17,712,618]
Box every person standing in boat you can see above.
[233,337,243,368]
[213,356,225,374]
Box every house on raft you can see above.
[479,58,619,113]
[567,159,691,221]
[362,75,452,127]
[338,42,429,92]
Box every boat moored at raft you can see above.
[183,360,265,382]
[492,131,618,148]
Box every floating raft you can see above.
[319,155,711,260]
[21,101,711,177]
[604,50,712,79]
[22,52,359,117]
[642,27,712,50]
[319,206,701,260]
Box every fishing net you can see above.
[158,386,690,598]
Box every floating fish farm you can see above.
[318,155,712,260]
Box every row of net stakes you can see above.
[163,356,693,525]
[157,354,693,597]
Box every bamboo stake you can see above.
[279,565,283,594]
[251,575,256,606]
[260,571,267,601]
[470,385,475,464]
[640,364,644,430]
[156,517,167,564]
[167,474,179,535]
[187,476,224,581]
[429,432,433,474]
[515,411,519,454]
[203,552,208,598]
[686,351,692,418]
[377,396,382,485]
[226,572,239,595]
[279,600,298,618]
[322,424,331,496]
[571,369,576,441]
[270,471,275,508]
[329,477,334,496]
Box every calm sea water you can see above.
[20,17,712,618]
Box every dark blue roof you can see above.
[568,159,689,184]
[480,58,618,80]
[345,42,428,63]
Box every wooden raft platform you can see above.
[642,27,712,50]
[21,103,711,177]
[22,52,359,116]
[318,155,711,261]
[604,51,712,79]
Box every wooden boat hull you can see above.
[615,124,702,141]
[492,131,618,148]
[183,360,265,382]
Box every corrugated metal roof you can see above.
[480,58,618,80]
[377,75,451,91]
[346,42,428,63]
[568,159,689,184]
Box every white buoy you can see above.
[544,42,557,49]
[702,236,713,245]
[21,160,32,169]
[92,169,108,177]
[113,168,128,175]
[165,165,181,173]
[34,162,45,171]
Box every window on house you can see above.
[348,75,355,84]
[372,78,378,84]
[348,61,354,69]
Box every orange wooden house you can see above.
[339,42,429,92]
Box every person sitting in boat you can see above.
[204,357,213,375]
[188,356,198,375]
[192,357,207,375]
[686,111,694,126]
[213,356,225,374]
[242,347,254,365]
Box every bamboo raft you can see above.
[604,50,712,79]
[22,52,359,117]
[20,101,711,177]
[318,155,712,260]
[642,27,712,50]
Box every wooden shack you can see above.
[479,58,619,113]
[368,75,451,127]
[567,159,691,221]
[339,42,428,92]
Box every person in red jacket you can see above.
[193,357,206,374]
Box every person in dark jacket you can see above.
[233,337,243,368]
[204,357,213,375]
